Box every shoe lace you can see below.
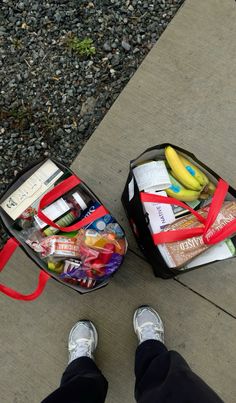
[140,323,163,342]
[69,339,92,358]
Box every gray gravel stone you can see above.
[121,40,131,51]
[103,42,111,52]
[78,124,86,133]
[80,97,96,116]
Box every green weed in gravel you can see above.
[65,35,96,57]
[11,38,22,49]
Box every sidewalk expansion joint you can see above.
[128,248,236,320]
[174,278,236,320]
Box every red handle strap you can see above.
[202,179,230,244]
[204,219,236,245]
[0,238,50,301]
[0,237,20,271]
[39,175,81,207]
[141,179,236,245]
[0,270,50,301]
[140,192,206,224]
[38,174,109,232]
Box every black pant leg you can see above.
[42,357,108,403]
[134,340,223,403]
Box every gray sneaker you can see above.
[68,320,98,364]
[133,305,165,344]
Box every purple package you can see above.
[103,253,123,278]
[60,259,88,281]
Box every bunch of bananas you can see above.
[165,146,216,202]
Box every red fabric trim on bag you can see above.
[203,218,236,245]
[38,205,109,232]
[39,175,81,209]
[0,238,20,271]
[0,270,50,301]
[140,179,236,246]
[0,238,50,301]
[140,192,206,224]
[38,174,109,231]
[152,227,205,244]
[202,179,229,243]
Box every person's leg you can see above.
[133,306,223,403]
[42,321,108,403]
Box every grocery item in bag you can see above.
[158,201,236,268]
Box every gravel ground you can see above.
[0,0,184,248]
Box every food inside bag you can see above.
[132,146,236,270]
[158,201,236,268]
[0,160,127,290]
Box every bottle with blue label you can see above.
[80,201,124,237]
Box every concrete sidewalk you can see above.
[1,0,236,402]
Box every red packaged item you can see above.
[40,235,83,259]
[83,244,116,279]
[157,201,236,268]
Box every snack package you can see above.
[39,233,84,259]
[60,259,88,280]
[20,225,45,252]
[42,229,127,284]
[16,202,126,289]
[158,201,236,268]
[84,229,126,255]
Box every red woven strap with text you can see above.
[140,179,236,245]
[38,174,109,232]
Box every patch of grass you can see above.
[11,38,23,49]
[0,106,59,135]
[65,35,96,57]
[0,106,32,130]
[41,116,58,132]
